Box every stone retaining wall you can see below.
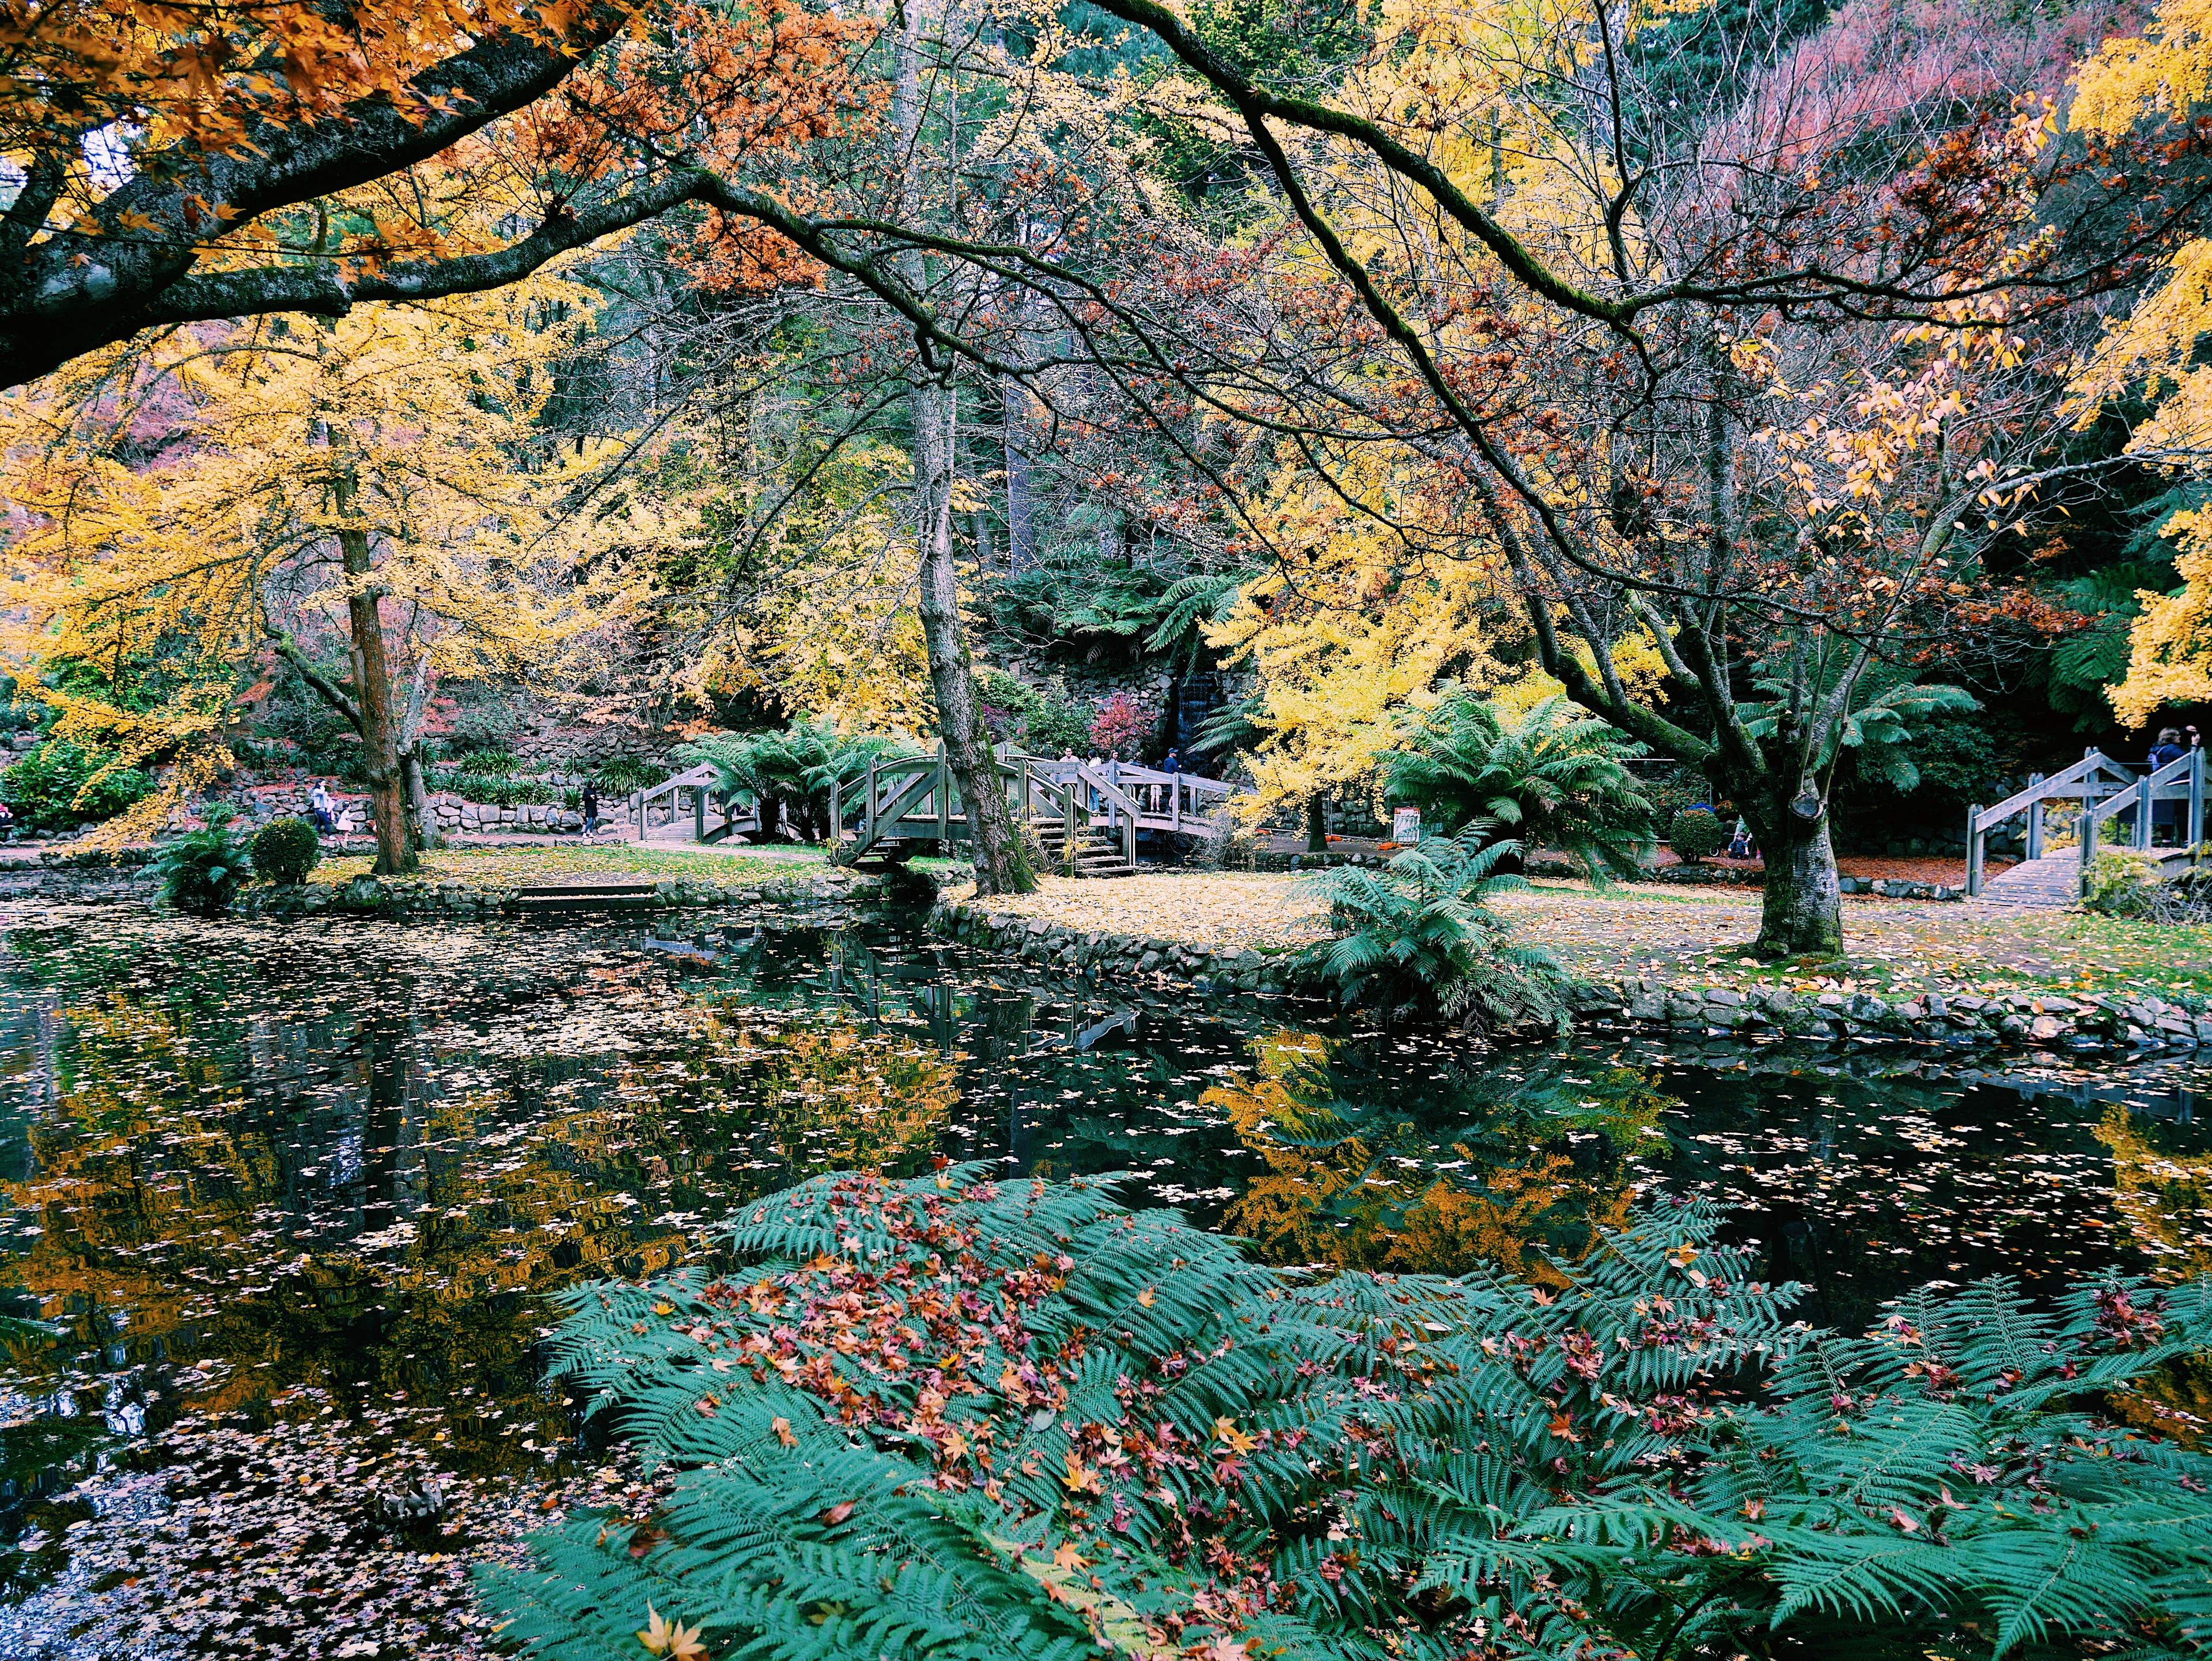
[232,784,589,835]
[927,898,2206,1055]
[1566,978,2208,1055]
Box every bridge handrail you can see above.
[2085,747,2196,828]
[632,762,721,807]
[1971,750,2134,834]
[832,745,1243,864]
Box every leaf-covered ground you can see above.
[1497,881,2212,1002]
[971,873,1335,952]
[964,872,2212,1002]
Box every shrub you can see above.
[1191,813,1257,871]
[249,817,320,884]
[1305,830,1562,1030]
[2084,849,2164,917]
[427,770,558,807]
[2160,860,2212,922]
[974,667,1039,745]
[1387,694,1654,883]
[1668,804,1725,862]
[592,756,671,796]
[0,739,154,831]
[978,669,1092,756]
[1088,691,1146,759]
[482,1168,2212,1661]
[447,747,520,777]
[155,812,247,915]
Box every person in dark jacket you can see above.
[580,784,600,836]
[2149,727,2194,844]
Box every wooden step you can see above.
[512,879,662,910]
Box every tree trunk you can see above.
[401,750,438,851]
[915,381,1035,894]
[336,519,415,877]
[1003,378,1036,572]
[889,0,1029,895]
[1747,786,1842,958]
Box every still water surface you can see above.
[0,901,2206,1656]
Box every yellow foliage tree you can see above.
[1,283,633,870]
[606,429,939,739]
[1205,453,1518,832]
[2070,2,2212,724]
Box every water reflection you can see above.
[1208,1031,1667,1281]
[0,903,2203,1654]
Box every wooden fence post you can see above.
[937,740,951,845]
[1966,806,1983,896]
[2191,746,2206,862]
[2026,774,2045,860]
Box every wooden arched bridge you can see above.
[617,744,1238,874]
[1967,744,2205,907]
[834,746,1238,876]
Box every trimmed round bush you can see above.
[1668,806,1725,864]
[251,816,321,885]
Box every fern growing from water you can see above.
[1305,831,1563,1031]
[480,1168,2212,1661]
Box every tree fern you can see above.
[1304,831,1565,1031]
[482,1170,2212,1661]
[1385,694,1655,884]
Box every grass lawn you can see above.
[1494,881,2212,1004]
[957,870,2212,1003]
[313,843,831,887]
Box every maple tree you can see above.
[2066,0,2212,725]
[0,0,916,392]
[1,281,626,872]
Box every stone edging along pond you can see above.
[926,897,2211,1058]
[231,865,895,920]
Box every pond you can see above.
[0,900,2207,1658]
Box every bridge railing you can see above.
[629,763,759,844]
[831,746,1241,864]
[2082,746,2206,868]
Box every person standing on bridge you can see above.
[2149,727,2193,845]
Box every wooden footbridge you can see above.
[1966,745,2206,907]
[627,762,762,844]
[832,746,1238,875]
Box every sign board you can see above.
[1391,807,1422,845]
